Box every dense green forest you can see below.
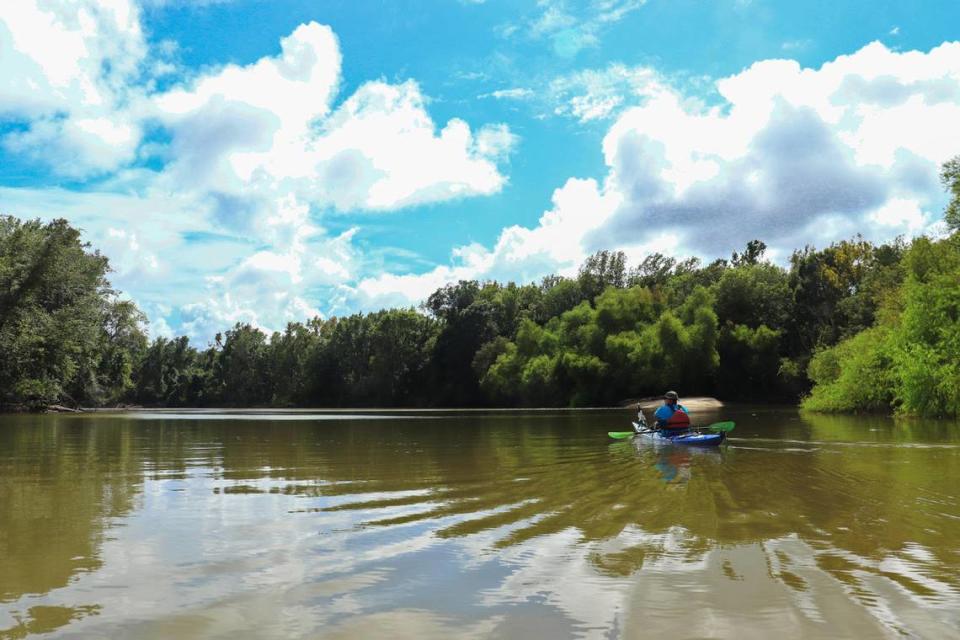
[2,158,958,415]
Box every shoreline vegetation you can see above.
[2,157,958,418]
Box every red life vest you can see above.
[663,409,691,430]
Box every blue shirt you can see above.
[654,402,688,426]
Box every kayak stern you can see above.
[628,422,726,447]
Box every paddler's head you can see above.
[663,390,679,406]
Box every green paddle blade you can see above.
[607,431,636,439]
[705,421,736,433]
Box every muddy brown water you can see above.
[1,406,959,638]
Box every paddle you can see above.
[705,421,736,433]
[607,421,735,439]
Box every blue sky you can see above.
[1,0,959,341]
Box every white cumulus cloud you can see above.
[0,0,148,176]
[353,40,960,309]
[0,9,518,340]
[591,41,960,253]
[149,22,514,212]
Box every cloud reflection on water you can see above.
[1,409,959,638]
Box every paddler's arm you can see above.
[653,404,671,426]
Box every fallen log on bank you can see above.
[46,404,83,413]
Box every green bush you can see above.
[804,235,960,417]
[802,326,896,413]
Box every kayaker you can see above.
[654,391,690,431]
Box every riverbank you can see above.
[0,403,84,414]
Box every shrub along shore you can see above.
[2,159,958,416]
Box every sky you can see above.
[1,0,959,343]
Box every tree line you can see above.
[2,158,958,415]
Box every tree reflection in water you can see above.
[0,408,958,637]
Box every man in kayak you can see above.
[654,391,690,431]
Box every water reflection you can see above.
[0,415,141,637]
[620,436,724,484]
[0,408,958,638]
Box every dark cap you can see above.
[664,391,679,400]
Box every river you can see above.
[1,406,958,638]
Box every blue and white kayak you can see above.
[631,422,725,447]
